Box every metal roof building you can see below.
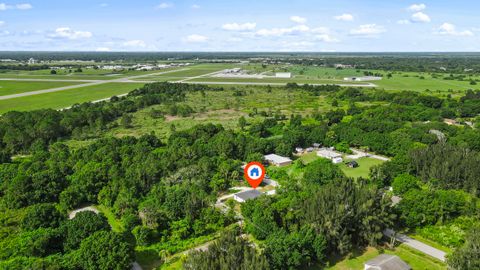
[233,189,262,203]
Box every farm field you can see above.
[0,82,144,113]
[0,80,84,96]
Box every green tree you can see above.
[21,203,64,230]
[120,114,133,128]
[238,116,247,130]
[391,174,420,195]
[62,211,109,251]
[76,231,134,270]
[184,227,269,270]
[303,158,345,186]
[447,226,480,270]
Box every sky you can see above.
[0,0,479,52]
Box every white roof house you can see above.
[233,190,262,203]
[275,72,292,78]
[317,148,343,164]
[264,154,292,166]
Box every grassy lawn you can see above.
[325,245,446,270]
[0,80,84,96]
[339,157,385,178]
[0,82,144,113]
[298,153,385,179]
[95,205,124,232]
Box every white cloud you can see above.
[0,30,10,36]
[222,22,256,31]
[350,24,386,36]
[227,37,243,42]
[290,16,307,24]
[411,12,430,23]
[334,13,354,22]
[16,3,32,10]
[397,20,411,25]
[0,3,11,10]
[0,21,4,26]
[185,34,208,43]
[315,34,339,43]
[256,25,310,37]
[408,3,426,12]
[155,3,172,9]
[311,27,330,34]
[281,41,314,50]
[437,23,474,36]
[48,27,92,40]
[100,3,108,7]
[191,4,200,9]
[123,40,147,47]
[96,47,111,52]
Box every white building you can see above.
[27,58,36,65]
[317,148,343,164]
[264,154,292,167]
[275,72,292,78]
[343,76,382,82]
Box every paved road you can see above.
[68,205,100,219]
[384,229,446,262]
[347,148,391,161]
[0,68,190,101]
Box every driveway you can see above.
[384,229,446,262]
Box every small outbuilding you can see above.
[233,190,262,203]
[264,154,292,167]
[364,254,411,270]
[346,160,359,168]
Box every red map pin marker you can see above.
[244,162,265,189]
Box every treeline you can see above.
[0,82,220,160]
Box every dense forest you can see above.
[1,82,479,269]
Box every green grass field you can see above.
[0,82,144,113]
[339,157,385,178]
[0,80,84,96]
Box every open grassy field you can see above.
[324,245,446,270]
[298,152,385,179]
[0,80,84,96]
[339,157,385,178]
[0,82,144,113]
[0,67,186,81]
[105,86,342,139]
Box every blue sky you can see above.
[0,0,479,51]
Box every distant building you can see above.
[364,254,411,270]
[317,148,343,164]
[343,76,382,82]
[313,143,321,148]
[295,147,304,154]
[275,72,292,78]
[264,154,292,166]
[233,189,262,203]
[27,58,36,65]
